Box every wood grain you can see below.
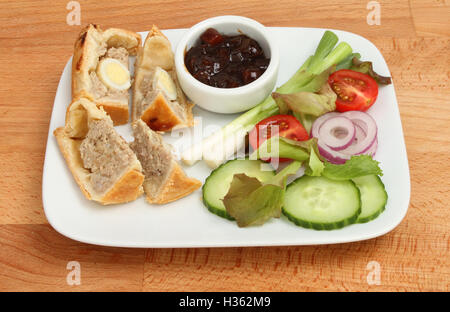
[0,0,449,291]
[0,225,145,291]
[410,0,450,36]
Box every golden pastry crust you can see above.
[54,98,144,205]
[101,169,145,204]
[132,25,194,132]
[72,24,141,125]
[145,161,201,204]
[54,127,93,201]
[97,102,129,126]
[139,91,184,132]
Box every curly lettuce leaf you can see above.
[272,70,336,134]
[351,57,392,85]
[222,161,302,227]
[322,155,383,180]
[273,84,336,117]
[222,174,284,227]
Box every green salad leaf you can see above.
[273,85,336,116]
[223,161,302,227]
[251,137,320,163]
[351,57,392,85]
[272,67,336,134]
[322,155,383,180]
[222,174,284,227]
[305,148,325,176]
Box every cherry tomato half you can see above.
[328,69,379,112]
[249,114,309,162]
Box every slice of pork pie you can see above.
[130,120,201,204]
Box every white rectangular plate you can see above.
[43,27,410,248]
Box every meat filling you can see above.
[130,120,173,196]
[80,119,136,194]
[105,47,128,64]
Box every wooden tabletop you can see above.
[0,0,449,292]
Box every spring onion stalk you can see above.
[181,31,353,168]
[310,42,353,75]
[307,31,338,73]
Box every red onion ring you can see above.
[312,111,378,164]
[317,140,350,164]
[340,124,365,155]
[318,132,378,164]
[318,116,355,151]
[311,112,339,138]
[339,111,377,155]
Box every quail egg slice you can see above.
[153,67,178,101]
[97,58,131,91]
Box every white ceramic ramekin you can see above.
[175,15,279,114]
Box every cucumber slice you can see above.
[202,159,276,220]
[352,175,388,223]
[283,176,361,230]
